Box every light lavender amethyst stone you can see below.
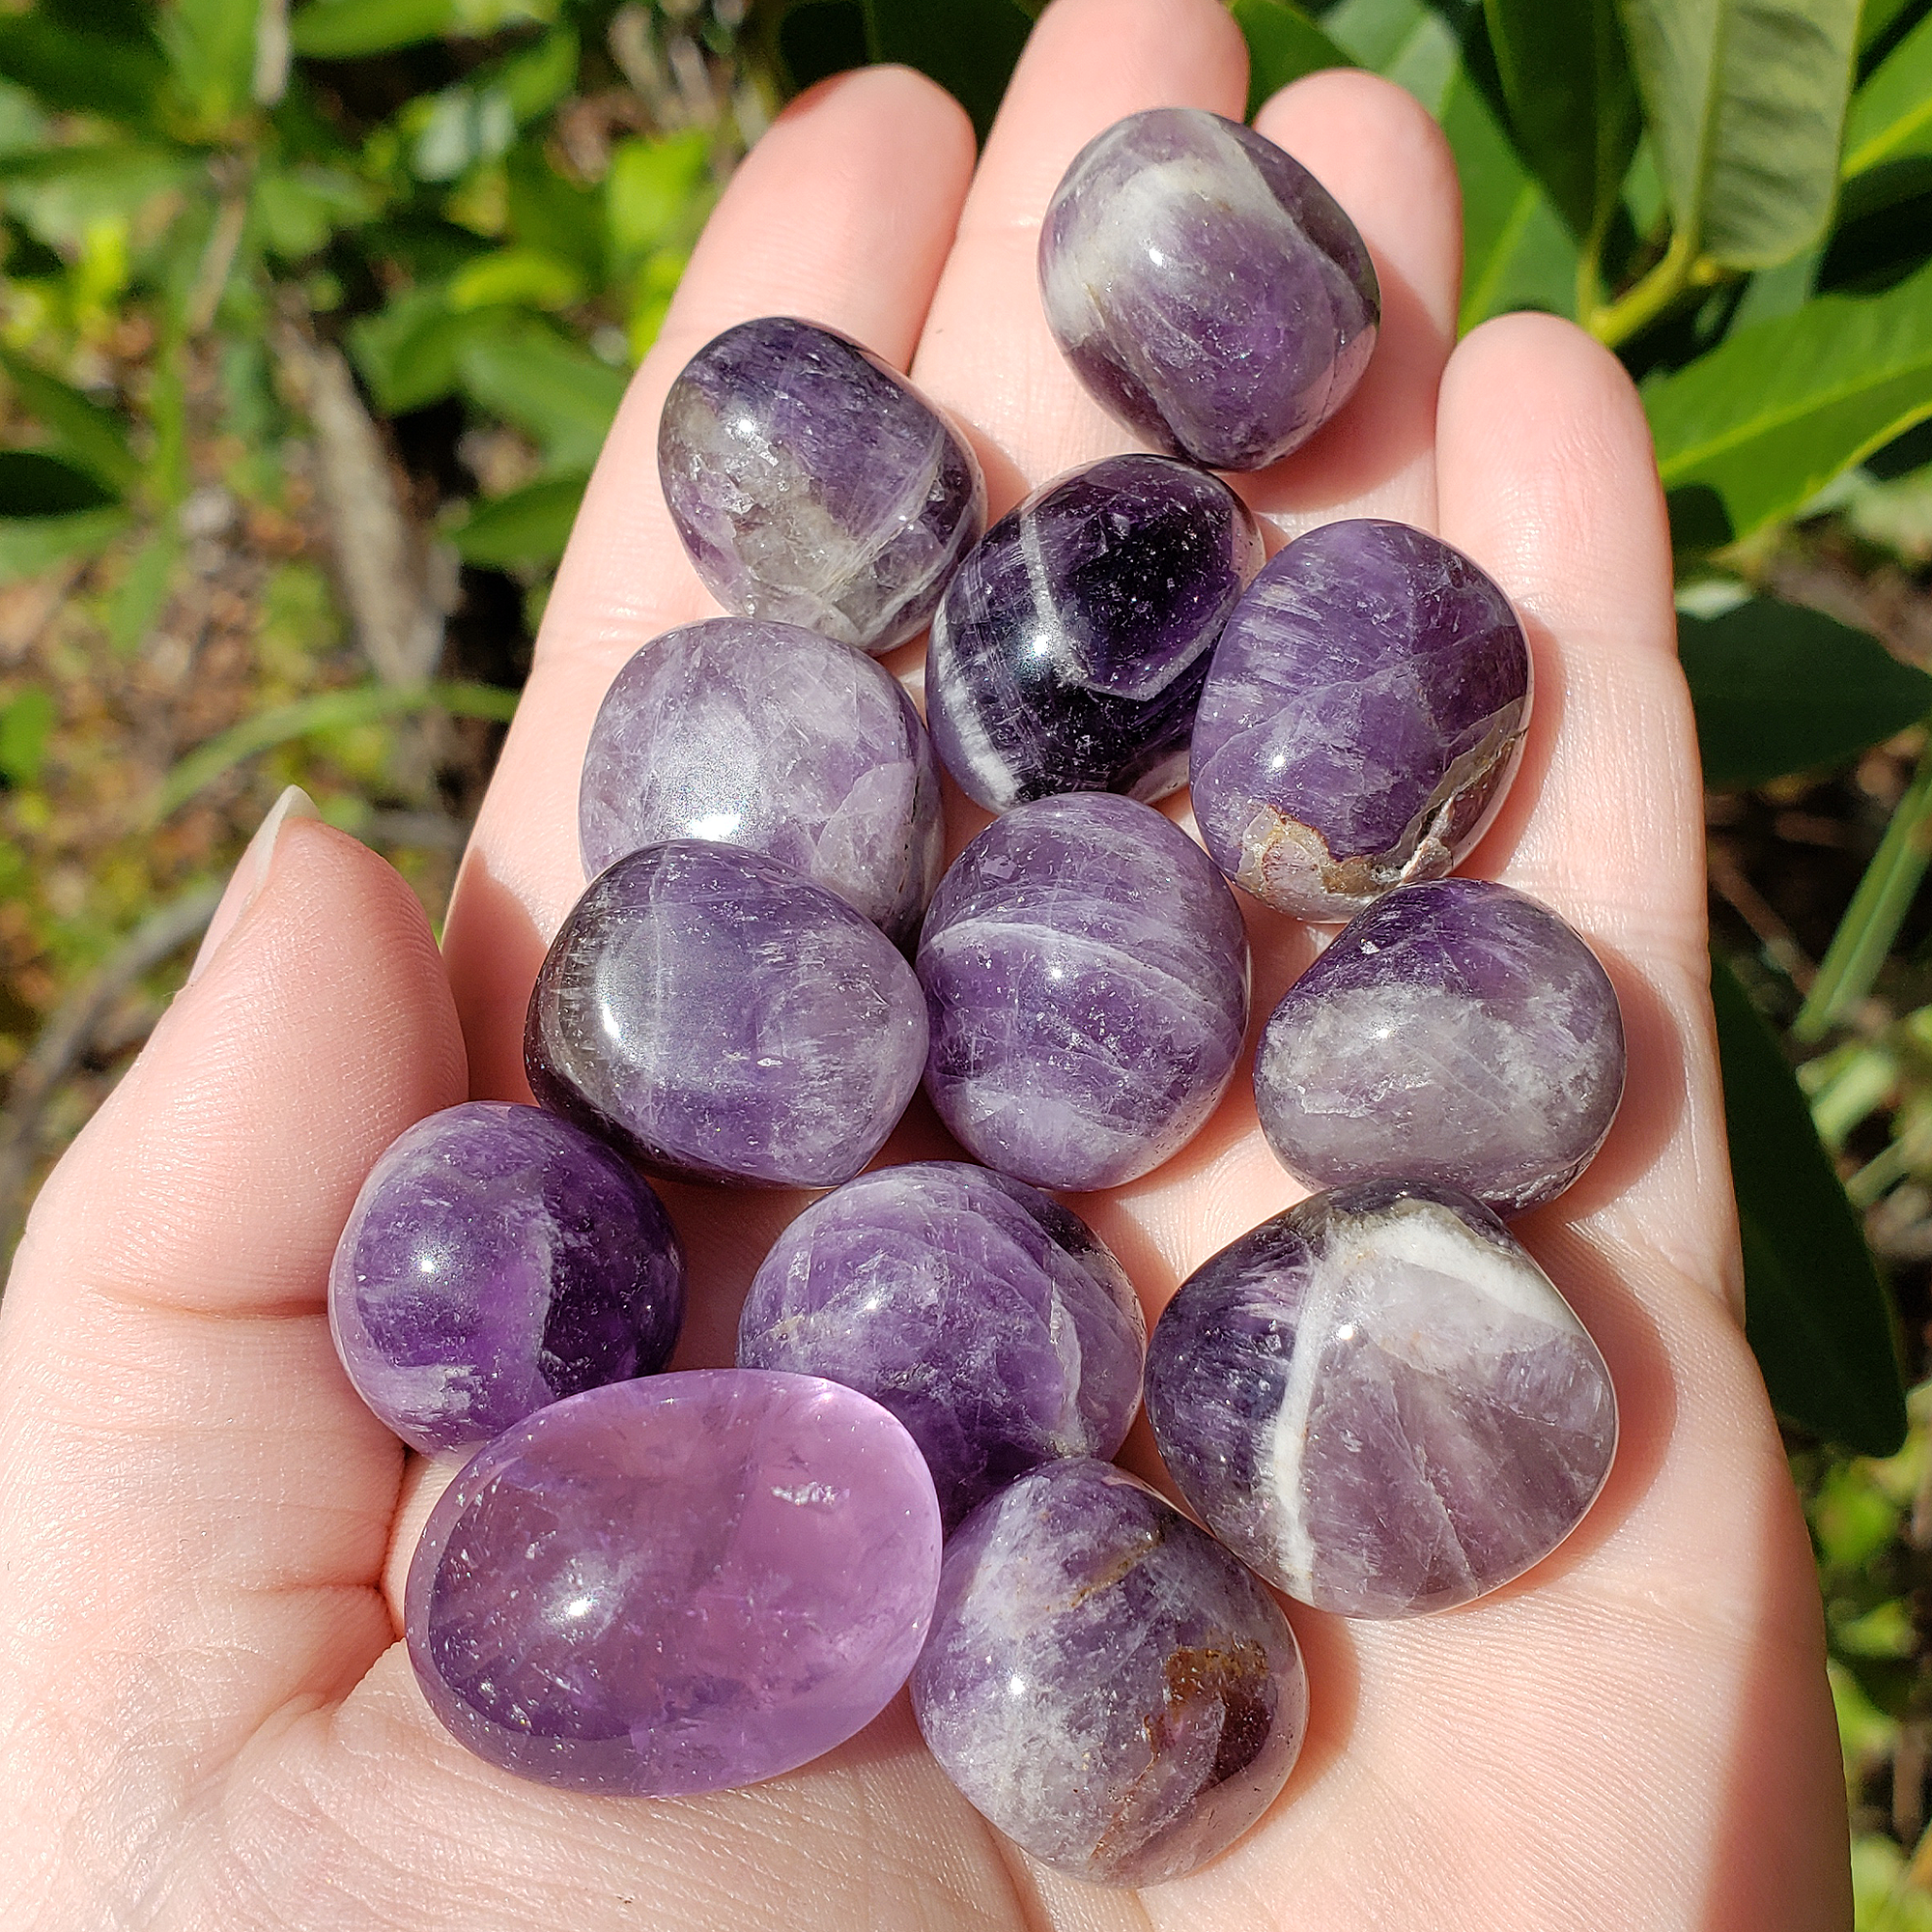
[1144,1179,1617,1619]
[578,618,943,948]
[912,1458,1306,1886]
[1256,879,1626,1214]
[526,840,927,1188]
[736,1161,1145,1529]
[1038,108,1378,471]
[1190,519,1531,921]
[329,1101,684,1454]
[916,794,1249,1191]
[658,316,985,655]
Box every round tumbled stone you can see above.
[578,618,943,948]
[737,1161,1145,1529]
[912,1458,1307,1886]
[328,1101,684,1454]
[658,316,985,655]
[925,454,1262,811]
[1256,878,1626,1214]
[1144,1179,1617,1619]
[526,840,927,1188]
[407,1371,943,1794]
[1038,108,1378,471]
[1190,519,1531,921]
[916,794,1249,1192]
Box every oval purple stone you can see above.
[912,1458,1307,1886]
[736,1161,1145,1528]
[1190,519,1531,921]
[328,1101,684,1454]
[1038,108,1378,471]
[1144,1179,1617,1618]
[1255,878,1626,1213]
[407,1371,943,1795]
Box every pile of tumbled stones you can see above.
[327,106,1625,1887]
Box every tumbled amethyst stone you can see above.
[578,618,943,948]
[1145,1179,1617,1618]
[917,794,1249,1191]
[1257,879,1626,1214]
[658,316,985,655]
[328,1101,684,1454]
[1038,108,1378,471]
[925,455,1262,811]
[912,1458,1306,1885]
[407,1370,942,1794]
[1191,519,1531,921]
[737,1161,1144,1529]
[526,840,927,1188]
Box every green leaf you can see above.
[447,247,584,312]
[348,287,526,413]
[455,324,625,469]
[0,508,127,582]
[1644,259,1932,543]
[1231,0,1353,117]
[289,0,460,58]
[0,13,166,125]
[1843,10,1932,176]
[505,141,603,279]
[158,0,260,139]
[1614,0,1861,269]
[0,687,56,787]
[0,145,194,255]
[0,350,138,495]
[1679,597,1932,786]
[447,472,586,568]
[860,0,1033,141]
[606,131,712,270]
[1321,0,1458,111]
[249,164,377,261]
[0,452,121,518]
[1714,952,1907,1456]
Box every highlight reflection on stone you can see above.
[1144,1180,1616,1618]
[912,1458,1307,1886]
[1190,519,1530,921]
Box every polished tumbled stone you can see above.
[1190,519,1531,921]
[526,841,927,1188]
[1144,1179,1617,1618]
[925,454,1262,811]
[1256,879,1626,1214]
[578,617,943,948]
[737,1161,1144,1528]
[408,1371,943,1794]
[913,1458,1306,1886]
[659,316,985,655]
[329,1101,684,1454]
[917,794,1249,1191]
[1038,108,1378,471]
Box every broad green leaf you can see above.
[410,86,516,183]
[506,142,603,278]
[0,145,194,255]
[0,78,49,156]
[455,326,626,469]
[0,688,56,787]
[1861,0,1925,56]
[1843,11,1932,176]
[0,350,139,495]
[158,0,260,139]
[1321,0,1457,111]
[348,287,525,413]
[447,473,586,568]
[1714,952,1907,1456]
[496,27,577,123]
[1231,0,1352,116]
[0,508,128,582]
[1645,259,1932,542]
[249,164,377,261]
[0,451,121,518]
[861,0,1033,141]
[1615,0,1861,268]
[606,132,713,270]
[290,0,460,58]
[1678,597,1932,787]
[0,13,166,125]
[447,247,584,312]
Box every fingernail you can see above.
[187,785,321,985]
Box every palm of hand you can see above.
[0,1,1848,1925]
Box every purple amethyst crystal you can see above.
[1037,108,1378,471]
[407,1371,942,1794]
[1144,1179,1617,1619]
[925,454,1262,811]
[736,1161,1144,1528]
[328,1101,684,1454]
[1256,879,1626,1214]
[577,618,943,948]
[911,1458,1306,1885]
[658,316,985,655]
[526,840,926,1188]
[916,794,1249,1191]
[1190,519,1531,921]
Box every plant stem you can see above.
[1587,225,1702,349]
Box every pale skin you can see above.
[0,0,1854,1923]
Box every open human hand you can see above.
[0,0,1853,1923]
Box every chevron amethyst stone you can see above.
[578,618,943,948]
[1038,108,1378,471]
[659,317,985,655]
[917,794,1249,1191]
[912,1459,1307,1885]
[526,841,926,1188]
[1144,1180,1617,1619]
[329,1102,685,1454]
[925,454,1262,811]
[1256,879,1626,1214]
[736,1162,1145,1529]
[1190,519,1531,921]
